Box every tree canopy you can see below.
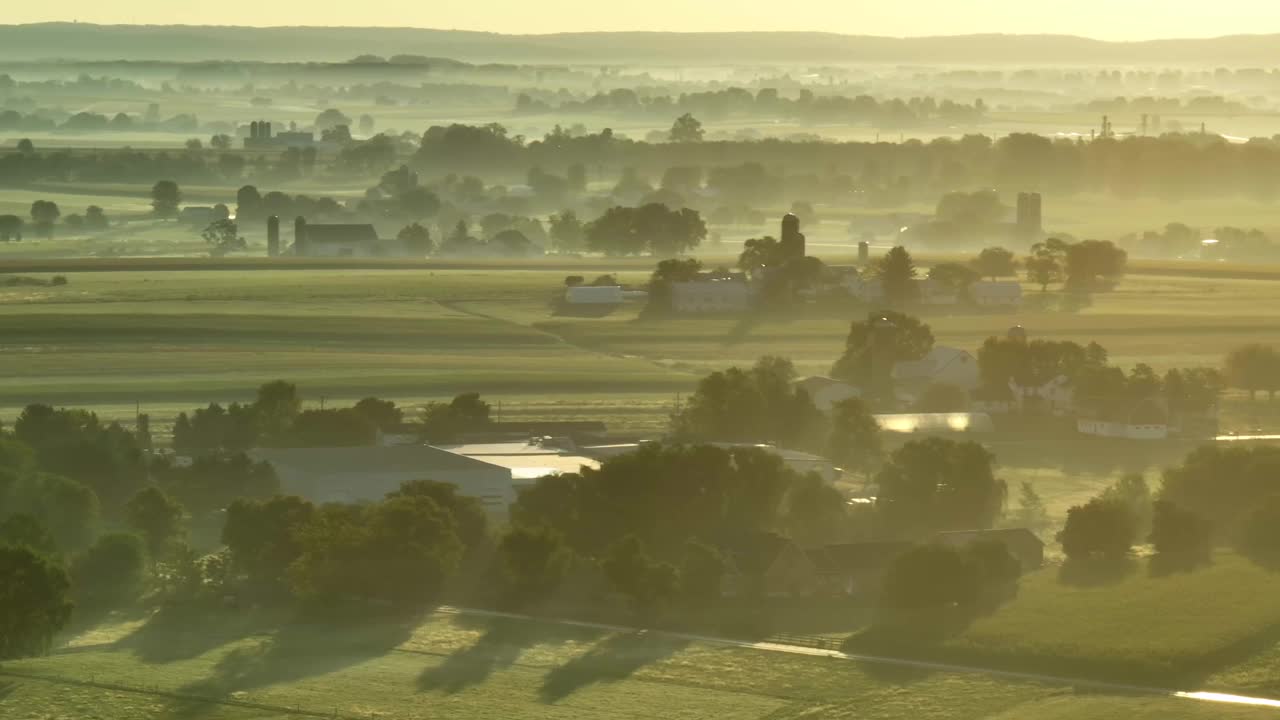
[0,545,73,659]
[875,437,1005,535]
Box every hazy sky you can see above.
[13,1,1280,41]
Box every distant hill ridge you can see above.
[3,23,1280,64]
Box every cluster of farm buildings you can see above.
[238,424,1043,600]
[566,214,1024,314]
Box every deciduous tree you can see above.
[498,525,572,607]
[151,180,181,218]
[0,545,72,659]
[876,437,1005,534]
[668,113,704,143]
[125,487,187,560]
[972,247,1017,280]
[1058,498,1136,562]
[71,533,147,606]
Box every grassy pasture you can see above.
[2,264,1279,524]
[1,609,1273,720]
[925,551,1280,686]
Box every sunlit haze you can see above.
[12,0,1280,40]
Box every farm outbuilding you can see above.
[250,445,516,517]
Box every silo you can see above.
[294,216,307,256]
[267,215,280,257]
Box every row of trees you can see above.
[407,123,1280,202]
[1057,445,1280,570]
[222,480,482,607]
[518,90,985,128]
[12,123,1280,207]
[0,202,111,241]
[0,430,206,658]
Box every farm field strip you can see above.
[5,609,1276,720]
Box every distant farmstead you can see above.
[289,217,418,257]
[243,120,315,149]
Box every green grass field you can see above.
[2,262,1279,528]
[2,607,1275,720]
[930,552,1280,687]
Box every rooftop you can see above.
[249,444,501,475]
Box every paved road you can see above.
[437,605,1280,711]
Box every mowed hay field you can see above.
[2,265,1279,423]
[3,262,1280,522]
[1,609,1274,720]
[896,551,1280,690]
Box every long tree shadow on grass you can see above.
[416,616,603,694]
[166,612,419,718]
[1178,619,1280,689]
[539,631,689,703]
[115,605,280,665]
[838,583,1025,685]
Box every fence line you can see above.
[0,668,384,720]
[765,633,844,651]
